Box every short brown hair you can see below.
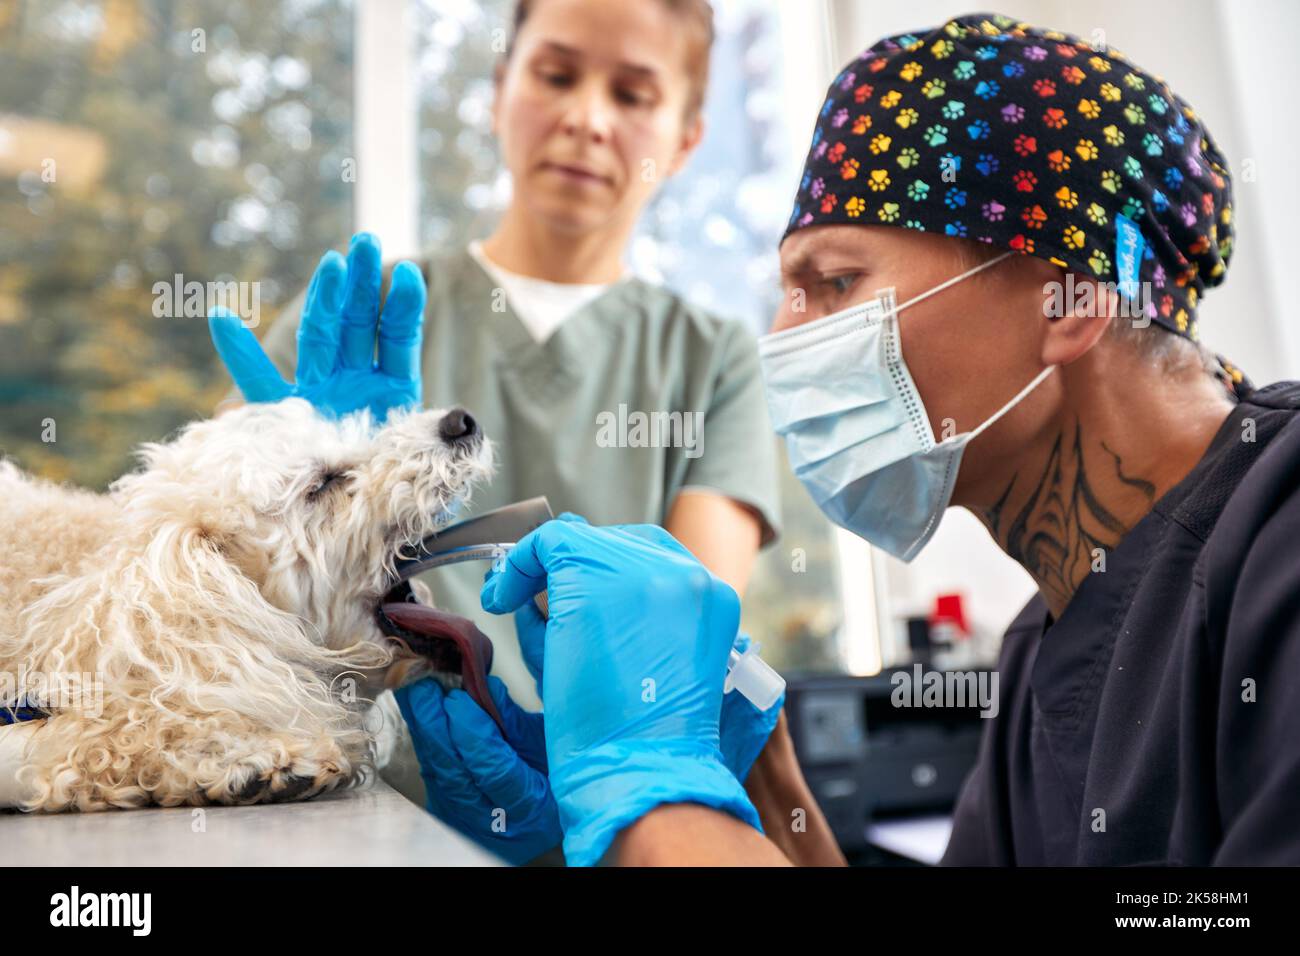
[954,238,1221,382]
[506,0,714,122]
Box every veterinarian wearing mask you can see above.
[210,0,807,863]
[457,13,1300,866]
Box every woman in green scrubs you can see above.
[218,0,780,712]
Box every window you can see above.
[0,0,355,487]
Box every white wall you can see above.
[1218,0,1300,381]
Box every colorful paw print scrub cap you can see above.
[785,12,1250,394]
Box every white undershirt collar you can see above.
[467,240,630,344]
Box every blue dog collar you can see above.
[1,704,48,724]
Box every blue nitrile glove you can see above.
[208,231,425,423]
[720,632,785,782]
[399,607,777,864]
[394,517,778,865]
[509,525,783,784]
[481,517,761,867]
[393,675,560,865]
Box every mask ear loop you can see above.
[964,363,1057,444]
[877,249,1056,444]
[884,250,1016,318]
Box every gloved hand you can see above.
[481,518,761,867]
[719,632,785,782]
[511,563,782,783]
[393,675,560,865]
[398,612,778,865]
[208,231,425,423]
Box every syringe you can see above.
[724,640,785,711]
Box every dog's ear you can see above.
[18,516,327,729]
[198,523,272,589]
[106,520,383,732]
[18,517,381,811]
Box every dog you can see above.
[0,397,493,811]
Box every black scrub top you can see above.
[941,381,1300,866]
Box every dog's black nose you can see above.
[439,407,479,443]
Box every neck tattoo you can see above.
[983,422,1156,617]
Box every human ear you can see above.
[665,114,705,178]
[490,59,506,137]
[1038,273,1114,368]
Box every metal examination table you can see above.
[0,778,501,866]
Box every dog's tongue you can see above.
[379,603,504,732]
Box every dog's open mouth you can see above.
[377,581,504,731]
[374,498,552,734]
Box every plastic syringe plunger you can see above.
[724,642,785,711]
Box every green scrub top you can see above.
[224,244,782,710]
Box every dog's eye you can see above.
[306,470,348,502]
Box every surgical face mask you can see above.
[758,252,1055,562]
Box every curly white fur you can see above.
[0,398,492,811]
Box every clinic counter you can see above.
[0,778,501,866]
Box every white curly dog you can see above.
[0,397,492,811]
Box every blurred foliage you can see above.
[413,0,511,249]
[0,0,353,489]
